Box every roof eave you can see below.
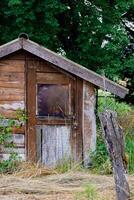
[0,38,23,58]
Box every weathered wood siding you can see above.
[36,125,71,167]
[0,53,26,160]
[83,81,96,167]
[0,55,25,118]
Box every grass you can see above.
[125,132,134,173]
[90,94,134,175]
[5,161,56,178]
[75,184,98,200]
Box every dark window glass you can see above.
[37,84,69,118]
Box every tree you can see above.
[0,0,133,103]
[0,0,66,50]
[57,0,134,103]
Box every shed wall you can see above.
[0,53,26,160]
[0,55,25,117]
[83,81,96,167]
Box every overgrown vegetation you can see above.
[91,95,134,174]
[0,110,26,174]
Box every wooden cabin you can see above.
[0,37,128,167]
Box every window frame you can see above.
[36,83,71,119]
[35,72,75,125]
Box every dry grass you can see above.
[0,172,115,200]
[0,163,134,200]
[12,161,56,178]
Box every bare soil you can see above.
[0,172,134,200]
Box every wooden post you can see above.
[99,110,130,200]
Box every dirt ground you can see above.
[0,172,134,200]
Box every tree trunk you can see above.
[99,110,130,200]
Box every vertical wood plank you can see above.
[27,61,36,162]
[41,125,71,167]
[83,81,96,167]
[36,126,42,162]
[76,78,83,162]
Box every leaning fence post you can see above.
[99,110,130,200]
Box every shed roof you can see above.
[0,38,128,98]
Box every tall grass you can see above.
[91,94,134,174]
[125,132,134,173]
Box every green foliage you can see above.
[0,110,26,174]
[0,0,66,50]
[0,153,19,174]
[90,129,112,175]
[125,132,134,173]
[55,158,72,173]
[98,91,132,115]
[75,184,98,200]
[0,115,16,146]
[90,96,134,174]
[0,1,133,102]
[90,128,134,174]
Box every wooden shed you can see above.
[0,37,128,167]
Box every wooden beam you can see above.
[26,62,36,162]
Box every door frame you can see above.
[26,59,82,162]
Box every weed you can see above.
[55,157,73,173]
[75,184,98,200]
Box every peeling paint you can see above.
[0,101,24,110]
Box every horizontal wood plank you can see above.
[0,107,19,118]
[0,94,24,101]
[0,101,24,110]
[0,81,24,89]
[37,73,70,84]
[0,60,24,72]
[0,72,24,82]
[36,61,59,73]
